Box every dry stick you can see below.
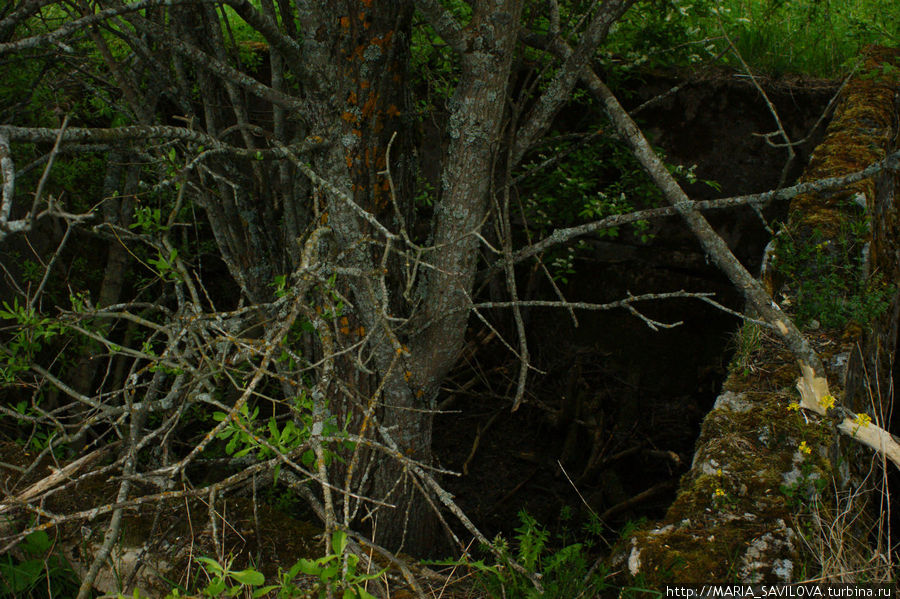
[305,298,338,551]
[0,447,107,513]
[598,479,677,522]
[766,74,850,151]
[75,365,160,598]
[570,50,824,368]
[715,12,795,187]
[470,291,774,331]
[28,115,69,224]
[622,44,734,121]
[0,130,18,239]
[499,127,531,412]
[29,220,73,308]
[796,364,900,469]
[487,148,900,281]
[509,0,635,166]
[462,409,502,475]
[145,230,324,480]
[75,476,132,599]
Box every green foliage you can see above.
[169,532,383,599]
[270,274,289,299]
[858,61,900,84]
[771,219,894,330]
[779,459,829,510]
[522,134,651,237]
[410,0,470,111]
[0,530,82,599]
[147,247,182,283]
[599,0,899,77]
[20,260,43,284]
[293,530,384,599]
[0,299,64,383]
[602,0,719,70]
[212,393,348,482]
[519,121,714,281]
[448,511,610,599]
[130,206,170,235]
[188,556,275,598]
[709,0,900,77]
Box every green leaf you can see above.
[296,558,322,576]
[22,530,51,553]
[195,557,223,574]
[230,568,265,586]
[203,578,226,597]
[286,560,305,579]
[331,530,347,555]
[357,588,379,599]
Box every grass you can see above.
[604,0,900,79]
[712,0,900,77]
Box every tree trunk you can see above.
[294,0,524,554]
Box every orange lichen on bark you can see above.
[361,92,379,118]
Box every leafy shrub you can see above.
[771,219,894,330]
[0,530,82,599]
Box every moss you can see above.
[770,80,896,330]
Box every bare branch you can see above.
[413,0,468,54]
[485,147,900,279]
[511,0,635,166]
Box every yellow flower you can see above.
[820,395,836,410]
[716,468,723,477]
[854,413,872,428]
[798,441,811,455]
[714,488,726,498]
[787,402,800,412]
